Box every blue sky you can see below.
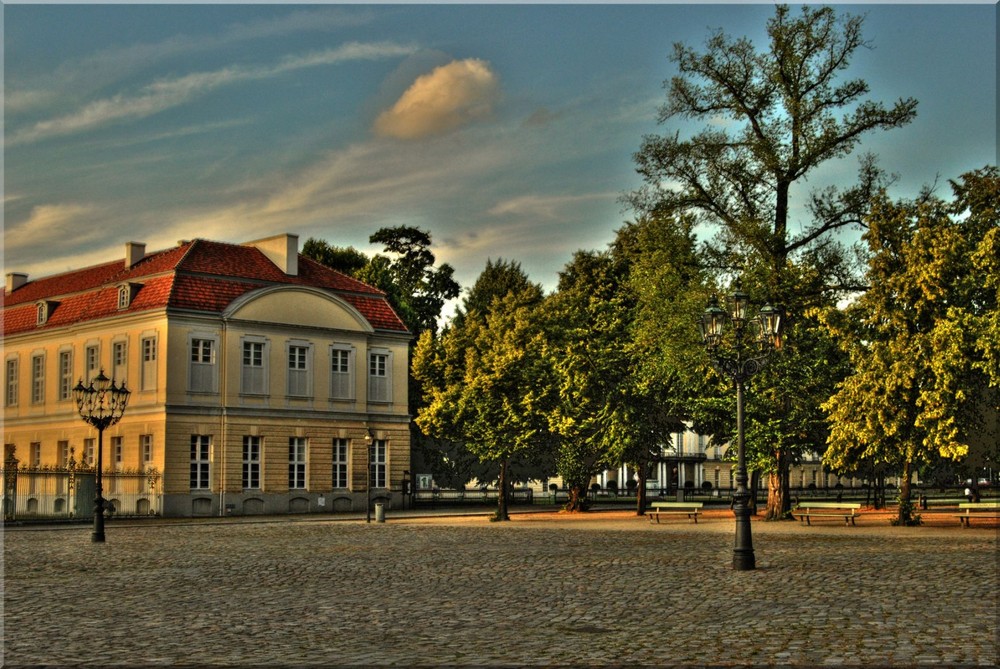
[4,3,996,308]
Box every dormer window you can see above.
[36,301,53,325]
[118,283,140,310]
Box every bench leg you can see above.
[692,515,697,524]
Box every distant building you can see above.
[3,234,411,517]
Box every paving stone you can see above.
[2,512,997,667]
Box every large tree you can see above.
[629,4,917,519]
[822,168,1000,524]
[413,262,553,521]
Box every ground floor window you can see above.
[333,438,349,489]
[369,439,386,489]
[190,435,211,490]
[243,436,261,489]
[289,438,307,490]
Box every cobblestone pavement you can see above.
[3,511,997,667]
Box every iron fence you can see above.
[2,464,162,521]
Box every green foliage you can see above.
[629,4,918,518]
[412,263,555,505]
[823,168,1000,484]
[301,238,369,275]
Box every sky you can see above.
[4,2,996,315]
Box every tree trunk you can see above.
[635,461,649,516]
[563,483,588,512]
[895,460,915,525]
[764,449,793,520]
[494,459,510,521]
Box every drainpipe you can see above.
[219,319,228,517]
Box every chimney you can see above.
[245,233,299,276]
[125,242,146,269]
[6,273,28,293]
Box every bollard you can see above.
[375,502,385,523]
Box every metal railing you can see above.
[2,464,162,521]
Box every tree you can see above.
[822,168,1000,525]
[413,262,553,521]
[301,238,369,275]
[629,4,918,519]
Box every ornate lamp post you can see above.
[73,370,130,543]
[700,287,782,571]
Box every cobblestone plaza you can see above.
[3,511,998,667]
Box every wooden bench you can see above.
[646,502,703,524]
[955,501,1000,527]
[795,502,861,526]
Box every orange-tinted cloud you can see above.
[373,59,499,140]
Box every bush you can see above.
[701,481,713,490]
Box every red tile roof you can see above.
[3,238,409,336]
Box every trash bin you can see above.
[375,502,385,523]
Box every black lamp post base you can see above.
[732,548,755,571]
[92,531,106,543]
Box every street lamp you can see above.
[700,288,782,571]
[364,428,374,523]
[73,370,130,543]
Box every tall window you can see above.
[84,438,95,467]
[288,438,307,489]
[5,359,18,407]
[141,337,157,391]
[111,436,124,470]
[330,347,353,400]
[29,442,41,467]
[287,344,311,397]
[140,434,153,469]
[117,285,130,309]
[58,441,70,467]
[369,439,387,489]
[190,435,211,490]
[59,351,73,401]
[368,351,391,403]
[241,340,267,395]
[332,438,349,489]
[243,436,261,489]
[85,345,99,382]
[190,338,217,393]
[113,341,128,383]
[31,354,45,404]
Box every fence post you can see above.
[4,445,19,521]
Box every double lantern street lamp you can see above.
[73,370,130,543]
[700,286,782,571]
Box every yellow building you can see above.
[3,233,411,517]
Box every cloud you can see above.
[488,193,617,220]
[2,203,106,260]
[8,41,417,146]
[373,59,500,140]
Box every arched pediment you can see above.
[223,286,373,333]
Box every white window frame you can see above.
[140,434,153,469]
[286,341,313,398]
[190,435,211,490]
[85,344,100,382]
[111,436,124,471]
[288,437,307,490]
[84,438,95,467]
[5,358,18,407]
[369,439,387,489]
[140,336,157,391]
[329,345,355,400]
[118,285,130,310]
[367,350,392,404]
[189,335,219,394]
[112,340,128,384]
[240,337,269,396]
[36,302,47,325]
[332,438,349,489]
[30,353,45,404]
[58,441,70,467]
[243,436,261,490]
[58,350,73,401]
